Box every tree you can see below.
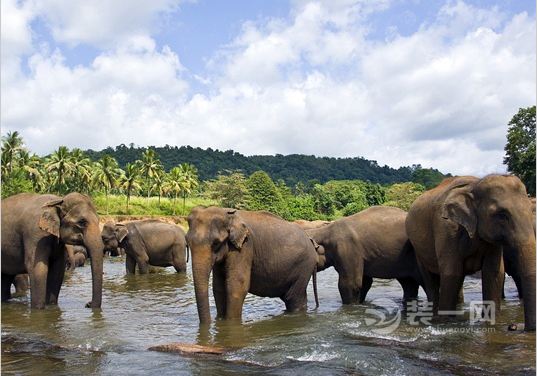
[93,155,122,214]
[206,170,248,208]
[383,182,425,211]
[139,149,164,200]
[119,162,142,213]
[1,131,24,174]
[411,167,447,189]
[504,106,536,196]
[45,146,74,194]
[245,170,284,215]
[70,148,93,194]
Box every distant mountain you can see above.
[85,144,448,187]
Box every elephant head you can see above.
[186,207,249,324]
[38,192,104,308]
[442,175,536,330]
[101,222,128,256]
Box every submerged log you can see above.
[148,343,226,355]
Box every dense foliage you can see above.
[1,132,452,219]
[504,106,536,196]
[85,144,447,186]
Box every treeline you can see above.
[1,132,446,219]
[85,144,448,187]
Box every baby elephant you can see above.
[65,245,88,271]
[101,220,187,274]
[307,206,423,304]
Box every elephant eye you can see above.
[494,210,509,222]
[77,219,88,228]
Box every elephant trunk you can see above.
[192,246,213,324]
[85,222,104,308]
[516,239,536,331]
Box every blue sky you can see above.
[2,0,535,175]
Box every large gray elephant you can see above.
[306,206,423,304]
[186,207,319,324]
[1,193,104,309]
[101,220,187,274]
[406,175,535,331]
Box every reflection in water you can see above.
[2,259,535,375]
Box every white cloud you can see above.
[1,0,535,177]
[33,0,184,48]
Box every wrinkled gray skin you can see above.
[503,197,536,299]
[306,206,423,304]
[294,220,330,230]
[65,245,88,271]
[101,220,187,274]
[406,175,536,331]
[1,193,104,309]
[13,274,30,296]
[186,207,319,324]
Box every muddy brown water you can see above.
[2,258,535,375]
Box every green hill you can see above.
[85,144,448,187]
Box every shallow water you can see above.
[2,258,535,375]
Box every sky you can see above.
[1,0,535,176]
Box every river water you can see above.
[2,257,535,375]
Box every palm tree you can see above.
[45,146,74,194]
[93,155,122,214]
[120,162,142,213]
[165,163,199,214]
[1,131,24,174]
[23,154,46,192]
[151,170,166,206]
[70,148,93,194]
[139,149,164,200]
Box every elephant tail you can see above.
[186,245,190,264]
[313,267,319,309]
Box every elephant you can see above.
[406,175,536,331]
[502,196,536,299]
[186,206,319,324]
[1,192,104,309]
[293,219,330,230]
[12,274,30,296]
[101,220,187,274]
[306,206,423,304]
[65,245,87,271]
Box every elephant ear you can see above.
[441,185,477,238]
[39,199,63,238]
[115,224,129,243]
[227,210,249,250]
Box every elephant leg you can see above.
[438,271,465,315]
[398,277,419,301]
[29,252,49,309]
[416,259,439,310]
[282,268,312,312]
[46,251,66,305]
[125,254,136,274]
[481,247,504,315]
[13,274,29,295]
[213,263,227,319]
[457,286,464,305]
[2,274,15,301]
[336,256,364,305]
[172,245,187,273]
[513,274,524,299]
[137,259,150,274]
[224,252,251,320]
[359,276,373,303]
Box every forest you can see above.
[1,132,447,220]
